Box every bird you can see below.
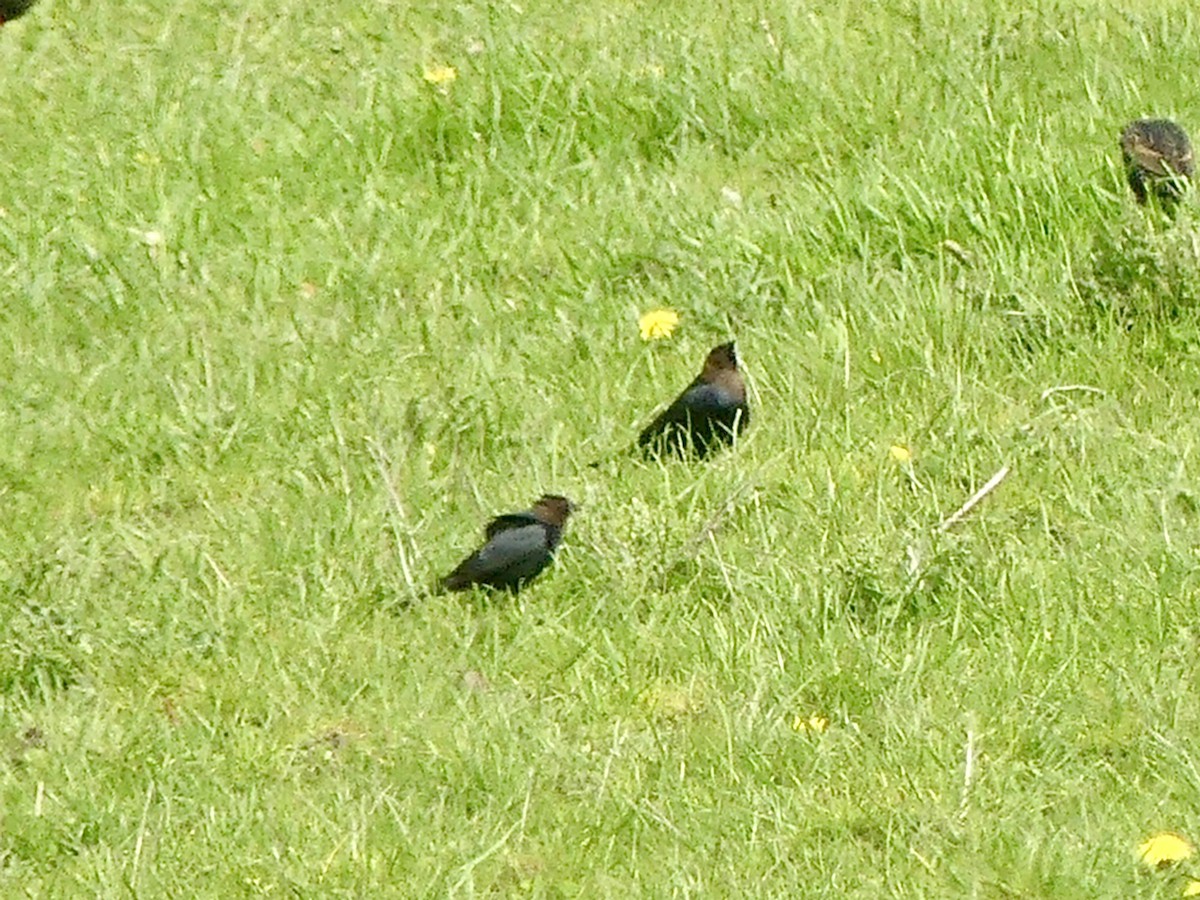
[439,494,574,593]
[636,341,749,459]
[0,0,38,25]
[1119,118,1194,211]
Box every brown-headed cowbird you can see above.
[1120,118,1194,211]
[0,0,37,25]
[637,341,749,459]
[439,494,574,593]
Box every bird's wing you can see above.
[484,512,540,540]
[638,402,687,445]
[477,526,547,563]
[468,525,550,579]
[638,380,703,444]
[1128,139,1179,177]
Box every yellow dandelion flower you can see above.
[791,714,829,734]
[1184,879,1200,897]
[423,65,457,87]
[889,444,912,464]
[1138,832,1195,870]
[638,308,679,341]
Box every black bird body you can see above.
[1120,118,1194,209]
[439,494,573,593]
[637,342,749,459]
[0,0,37,24]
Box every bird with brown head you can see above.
[439,494,575,594]
[636,341,750,460]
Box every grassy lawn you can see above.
[6,0,1200,895]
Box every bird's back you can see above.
[638,379,748,458]
[1122,120,1194,175]
[440,523,556,592]
[1120,119,1194,207]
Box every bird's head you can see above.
[533,494,575,526]
[703,341,739,375]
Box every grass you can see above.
[5,0,1200,894]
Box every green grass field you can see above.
[6,0,1200,894]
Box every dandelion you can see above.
[889,444,912,464]
[791,714,829,734]
[423,64,457,85]
[1184,880,1200,897]
[638,308,679,341]
[1138,832,1195,870]
[423,64,457,93]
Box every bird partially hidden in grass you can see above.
[1120,118,1194,212]
[0,0,38,25]
[636,341,749,459]
[439,494,574,594]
